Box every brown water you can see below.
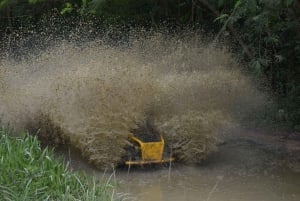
[62,132,300,201]
[116,166,300,201]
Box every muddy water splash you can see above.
[0,33,265,168]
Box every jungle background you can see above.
[0,0,299,130]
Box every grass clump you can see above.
[0,127,115,201]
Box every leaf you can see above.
[274,55,284,63]
[0,0,9,9]
[28,0,44,4]
[214,14,229,23]
[61,2,73,15]
[284,0,294,7]
[250,60,262,73]
[234,0,242,9]
[252,14,262,21]
[218,0,225,8]
[28,0,37,4]
[264,35,280,45]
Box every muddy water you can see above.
[116,166,300,201]
[62,134,300,201]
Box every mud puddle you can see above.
[116,165,300,201]
[59,129,300,201]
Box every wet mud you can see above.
[62,127,300,201]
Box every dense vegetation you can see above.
[0,126,116,200]
[0,0,299,129]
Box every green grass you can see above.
[0,126,116,201]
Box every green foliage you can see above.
[89,0,155,24]
[28,0,45,4]
[61,2,74,15]
[212,0,300,128]
[0,127,115,200]
[284,0,294,6]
